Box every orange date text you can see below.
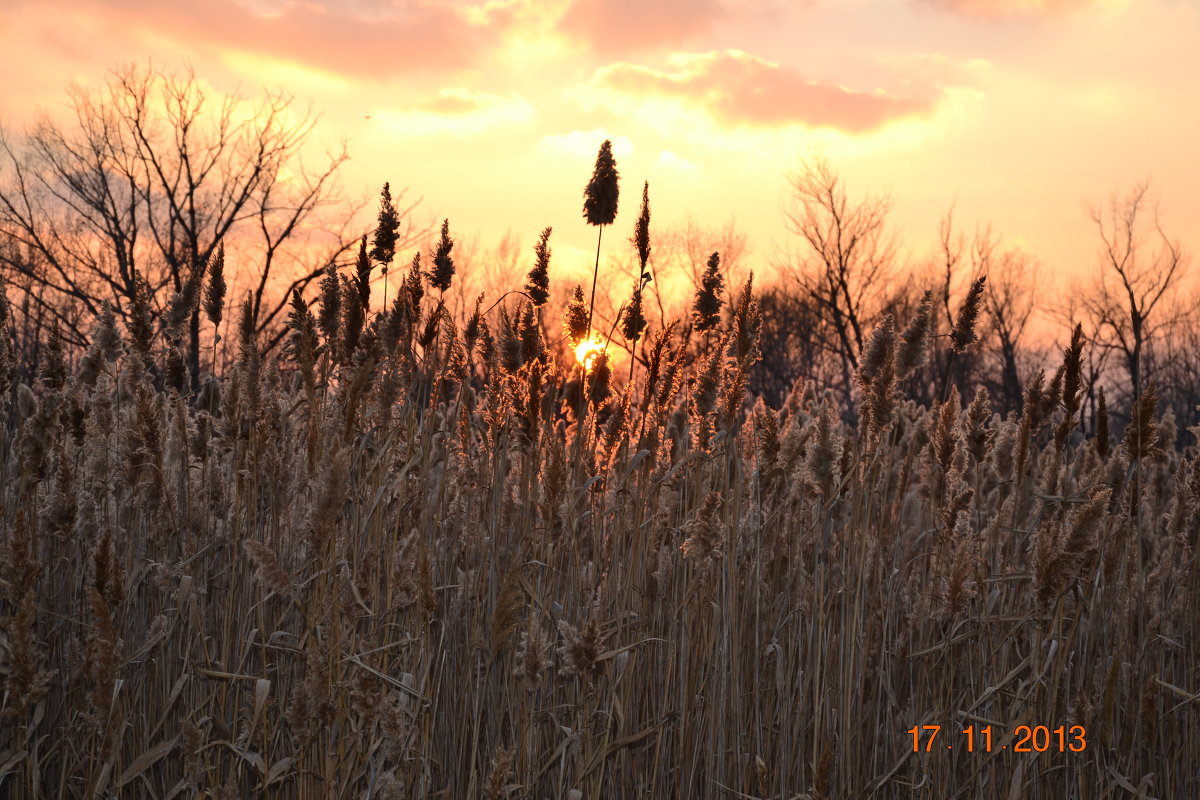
[907,724,1086,753]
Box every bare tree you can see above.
[782,157,896,409]
[0,64,419,389]
[751,286,831,407]
[927,208,978,401]
[1079,181,1188,404]
[452,229,526,309]
[1157,303,1200,445]
[975,227,1039,412]
[0,244,90,381]
[659,215,749,290]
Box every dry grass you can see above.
[0,255,1198,800]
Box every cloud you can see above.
[538,129,635,159]
[23,0,511,79]
[589,50,935,133]
[372,89,535,136]
[657,149,698,171]
[923,0,1123,19]
[558,0,726,55]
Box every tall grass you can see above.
[0,223,1197,800]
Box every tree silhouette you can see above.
[783,158,896,412]
[0,65,424,389]
[1079,181,1187,404]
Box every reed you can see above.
[0,177,1196,800]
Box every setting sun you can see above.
[574,335,607,370]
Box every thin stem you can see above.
[629,337,637,385]
[587,224,604,337]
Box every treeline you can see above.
[2,67,1198,446]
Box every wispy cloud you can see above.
[589,50,936,133]
[658,149,698,171]
[557,0,726,55]
[538,129,635,159]
[19,0,513,79]
[923,0,1125,19]
[371,90,535,137]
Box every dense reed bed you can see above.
[1,223,1198,799]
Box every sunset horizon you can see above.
[4,0,1198,308]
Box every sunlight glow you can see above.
[574,336,606,371]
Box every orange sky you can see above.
[2,0,1198,309]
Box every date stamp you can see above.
[908,725,1087,753]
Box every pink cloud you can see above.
[924,0,1104,19]
[415,93,487,115]
[592,50,935,132]
[558,0,728,55]
[20,0,508,78]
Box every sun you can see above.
[574,336,606,371]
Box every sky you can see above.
[2,0,1198,304]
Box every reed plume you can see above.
[1123,383,1161,462]
[525,226,552,308]
[582,139,620,338]
[857,314,897,443]
[428,218,456,293]
[898,289,934,376]
[371,181,401,305]
[563,286,590,348]
[203,244,226,333]
[318,262,342,352]
[693,251,724,334]
[126,270,156,366]
[950,276,986,353]
[622,181,652,377]
[0,279,12,419]
[354,235,372,311]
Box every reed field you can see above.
[1,155,1199,800]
